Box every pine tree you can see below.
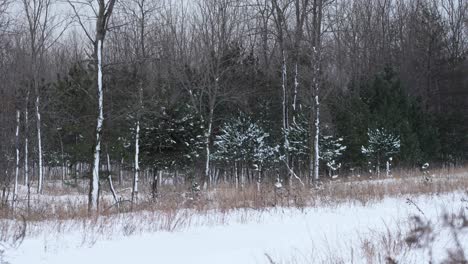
[140,105,205,171]
[320,136,346,178]
[213,113,277,169]
[361,128,400,177]
[284,114,309,160]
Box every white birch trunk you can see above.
[314,93,320,182]
[13,110,20,206]
[281,51,292,187]
[282,51,288,146]
[204,107,213,189]
[257,169,261,193]
[241,165,245,189]
[89,40,104,212]
[235,162,239,189]
[377,159,381,178]
[386,160,390,177]
[158,170,162,187]
[107,152,119,209]
[132,120,140,203]
[309,0,323,183]
[36,94,43,194]
[60,138,65,182]
[24,135,29,185]
[24,94,29,186]
[293,63,298,121]
[311,43,321,183]
[119,156,123,185]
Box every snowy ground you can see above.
[6,190,468,264]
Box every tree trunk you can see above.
[132,119,140,203]
[314,92,320,182]
[204,106,214,189]
[89,39,104,213]
[60,136,65,182]
[119,156,123,185]
[235,162,239,189]
[310,0,323,183]
[107,152,118,210]
[257,167,262,192]
[293,63,299,121]
[35,79,43,194]
[152,169,158,200]
[386,160,390,177]
[158,170,162,187]
[13,110,20,207]
[281,51,292,187]
[377,158,381,178]
[24,91,29,186]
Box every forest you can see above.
[0,0,467,211]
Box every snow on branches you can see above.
[320,136,346,177]
[285,114,347,177]
[361,128,400,176]
[213,114,277,169]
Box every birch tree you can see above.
[292,0,309,118]
[21,0,53,194]
[271,0,292,185]
[24,90,29,187]
[119,0,157,204]
[190,0,247,188]
[68,0,117,213]
[308,0,323,182]
[13,109,20,207]
[271,0,309,186]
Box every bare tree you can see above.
[292,0,309,117]
[68,0,117,213]
[20,0,69,194]
[308,0,323,182]
[440,0,468,64]
[119,0,158,204]
[12,109,20,207]
[271,0,291,186]
[189,0,248,188]
[21,0,52,194]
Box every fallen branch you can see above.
[282,160,305,187]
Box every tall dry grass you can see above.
[0,166,465,247]
[5,166,468,221]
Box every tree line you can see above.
[0,0,467,211]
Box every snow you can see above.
[7,191,467,264]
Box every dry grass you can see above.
[0,166,465,249]
[5,166,468,221]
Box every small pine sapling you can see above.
[361,128,400,177]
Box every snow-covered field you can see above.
[6,190,468,264]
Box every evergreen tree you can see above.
[46,64,95,171]
[320,136,346,177]
[213,113,277,169]
[140,105,205,171]
[285,113,347,175]
[361,128,400,176]
[284,113,309,160]
[332,68,444,167]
